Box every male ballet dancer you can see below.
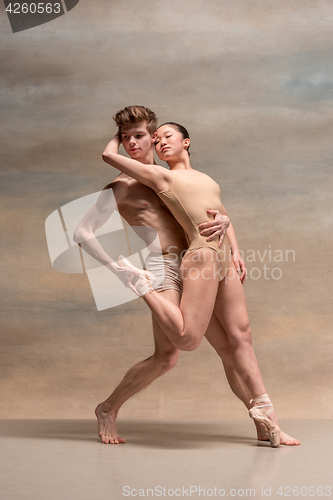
[74,105,299,446]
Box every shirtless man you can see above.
[74,105,299,446]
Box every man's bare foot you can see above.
[95,403,126,444]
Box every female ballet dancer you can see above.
[102,122,300,447]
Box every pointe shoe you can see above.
[117,255,157,297]
[133,275,155,297]
[249,394,281,448]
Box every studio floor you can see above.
[0,419,332,500]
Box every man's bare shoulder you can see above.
[102,173,124,191]
[94,176,128,211]
[102,175,129,198]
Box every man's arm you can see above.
[199,210,230,247]
[102,135,171,192]
[73,184,120,270]
[73,184,141,293]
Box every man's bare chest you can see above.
[116,179,160,211]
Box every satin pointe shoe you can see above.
[248,393,281,448]
[117,255,157,297]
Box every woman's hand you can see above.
[198,210,230,247]
[232,250,247,284]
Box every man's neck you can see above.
[135,148,155,165]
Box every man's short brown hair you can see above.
[113,105,157,136]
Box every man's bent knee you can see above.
[180,334,202,352]
[155,349,179,374]
[227,325,253,348]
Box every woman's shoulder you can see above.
[191,170,221,191]
[178,169,218,183]
[153,165,174,193]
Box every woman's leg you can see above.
[141,248,220,351]
[214,260,299,444]
[205,312,300,445]
[214,261,267,398]
[205,313,253,406]
[205,313,270,440]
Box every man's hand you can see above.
[111,264,141,296]
[198,210,230,247]
[232,251,247,284]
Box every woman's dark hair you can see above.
[158,122,190,156]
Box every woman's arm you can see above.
[201,182,247,283]
[198,211,247,284]
[102,135,171,192]
[226,222,247,283]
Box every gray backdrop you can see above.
[0,0,332,419]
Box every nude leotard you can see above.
[157,170,231,281]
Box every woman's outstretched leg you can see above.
[132,249,220,351]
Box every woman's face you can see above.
[154,125,189,161]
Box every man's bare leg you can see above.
[95,289,181,444]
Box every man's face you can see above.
[120,122,154,160]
